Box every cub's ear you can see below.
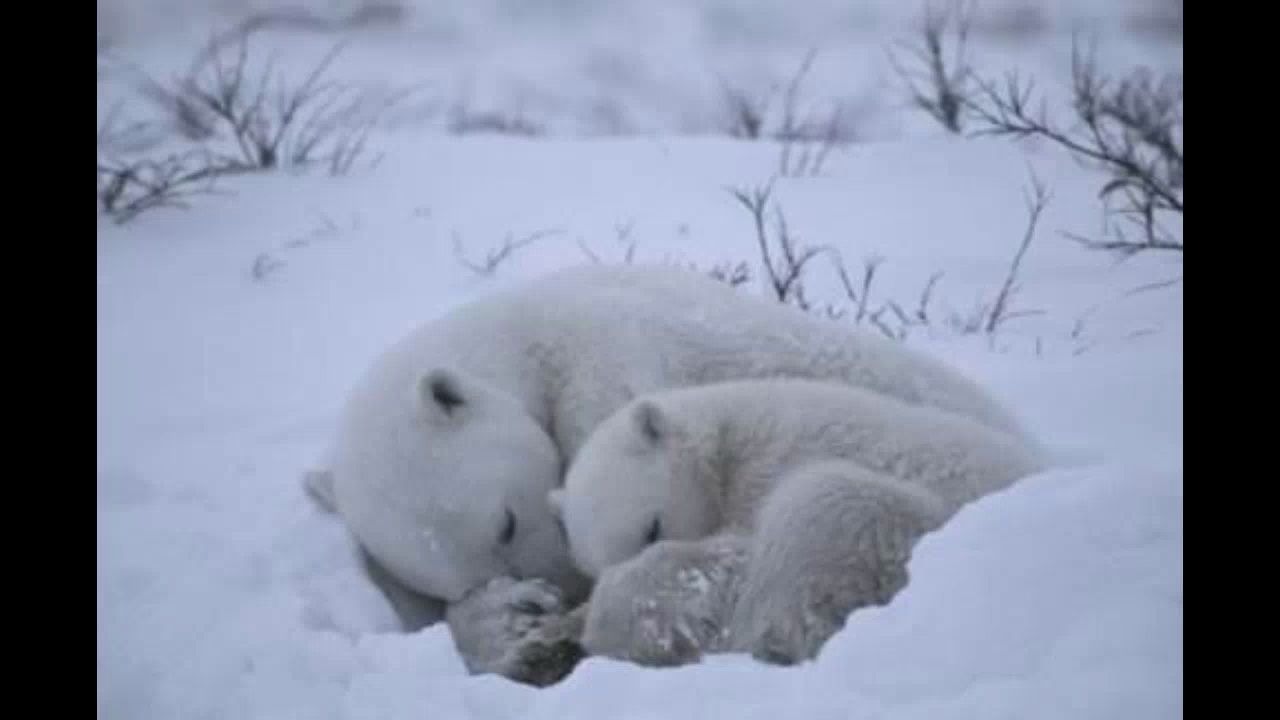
[547,488,565,519]
[632,400,668,445]
[416,368,466,419]
[303,469,337,513]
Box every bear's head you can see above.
[311,367,590,604]
[550,398,720,579]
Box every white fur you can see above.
[317,263,1032,609]
[580,535,750,667]
[556,378,1044,665]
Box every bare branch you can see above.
[985,170,1051,333]
[158,30,395,174]
[778,49,818,141]
[718,75,773,140]
[887,0,977,133]
[100,27,414,221]
[706,260,752,288]
[727,180,780,297]
[915,271,944,324]
[614,219,639,264]
[251,252,285,281]
[453,228,562,277]
[774,49,856,178]
[1125,276,1182,296]
[97,149,226,224]
[966,37,1182,256]
[727,180,831,307]
[575,238,603,264]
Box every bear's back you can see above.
[662,379,1044,514]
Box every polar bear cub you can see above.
[550,378,1044,666]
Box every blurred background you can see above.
[97,0,1182,145]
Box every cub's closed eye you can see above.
[645,517,661,545]
[500,508,517,545]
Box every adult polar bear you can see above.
[306,264,1030,675]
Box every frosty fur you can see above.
[554,379,1044,666]
[306,263,1031,682]
[310,264,1029,604]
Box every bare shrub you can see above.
[830,253,887,324]
[574,239,603,265]
[124,26,414,174]
[717,51,855,176]
[984,171,1051,333]
[893,4,1183,257]
[718,75,772,140]
[726,178,949,339]
[778,101,851,178]
[245,213,349,280]
[727,180,832,309]
[909,271,945,328]
[453,228,563,276]
[777,50,819,143]
[97,150,223,224]
[706,260,752,288]
[176,38,355,170]
[937,175,1051,336]
[101,27,413,223]
[251,252,286,281]
[574,220,641,265]
[967,41,1183,256]
[887,0,977,134]
[823,252,953,341]
[613,220,639,264]
[668,258,753,290]
[774,51,854,177]
[725,183,920,338]
[726,170,1053,344]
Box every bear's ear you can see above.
[303,469,337,513]
[416,368,467,419]
[632,400,667,445]
[547,488,564,519]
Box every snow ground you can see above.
[97,3,1182,718]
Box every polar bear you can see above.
[551,378,1044,666]
[305,263,1030,675]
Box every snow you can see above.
[98,3,1182,719]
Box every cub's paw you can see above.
[581,538,748,668]
[445,577,582,684]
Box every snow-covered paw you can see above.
[581,537,748,667]
[498,607,587,687]
[444,576,585,686]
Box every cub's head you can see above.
[313,366,588,604]
[550,398,718,579]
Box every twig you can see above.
[887,0,976,133]
[986,170,1051,333]
[966,38,1182,256]
[453,228,562,276]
